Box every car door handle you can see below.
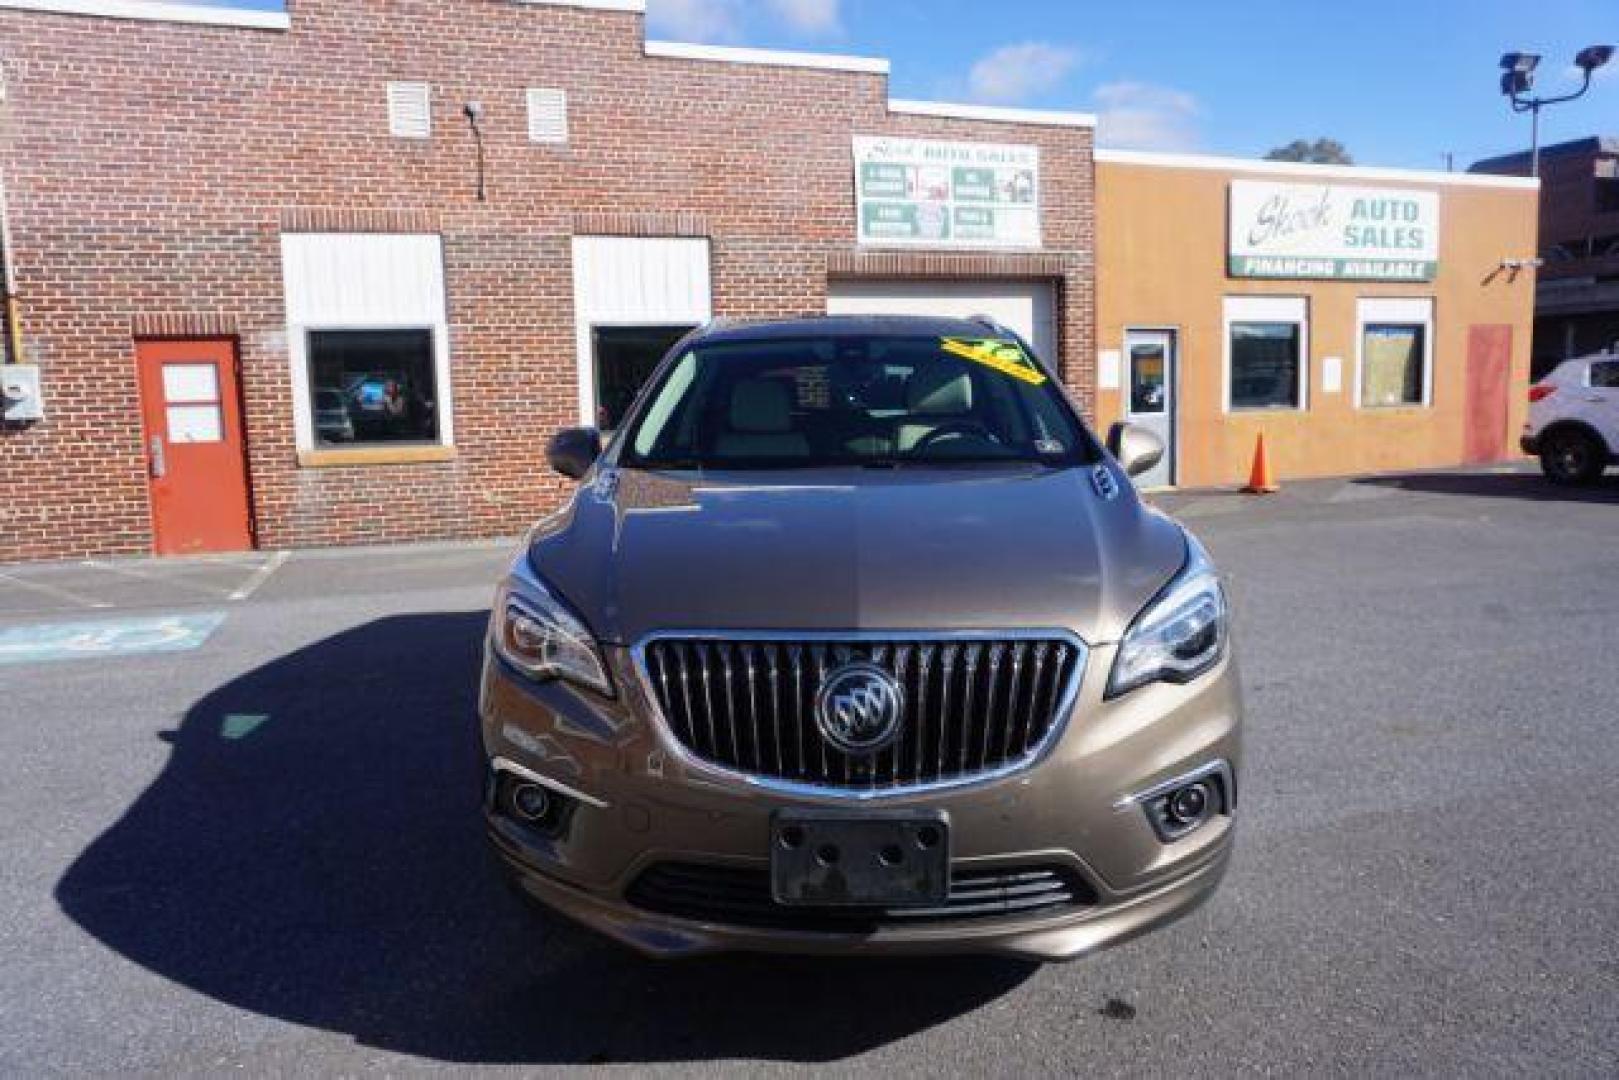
[148,435,167,479]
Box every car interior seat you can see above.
[713,378,811,459]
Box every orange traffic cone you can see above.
[1242,433,1279,494]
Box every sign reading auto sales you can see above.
[1228,179,1439,281]
[854,136,1040,249]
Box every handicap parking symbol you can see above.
[0,612,227,666]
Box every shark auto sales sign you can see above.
[1228,179,1439,281]
[854,136,1040,249]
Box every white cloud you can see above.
[766,0,842,37]
[966,42,1081,104]
[1093,81,1202,151]
[646,0,743,43]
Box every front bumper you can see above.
[479,639,1242,961]
[493,824,1230,960]
[1521,434,1541,456]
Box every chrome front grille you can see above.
[639,635,1084,790]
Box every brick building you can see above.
[0,0,1096,560]
[1472,136,1619,376]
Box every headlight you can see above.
[1106,533,1228,698]
[491,558,614,697]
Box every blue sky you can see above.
[212,0,1615,169]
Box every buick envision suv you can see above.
[481,315,1241,960]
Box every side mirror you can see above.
[547,426,602,480]
[1106,422,1165,479]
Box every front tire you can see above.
[1540,428,1606,485]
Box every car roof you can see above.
[1553,352,1617,372]
[687,314,1021,346]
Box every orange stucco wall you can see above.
[1095,160,1540,488]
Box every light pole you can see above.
[1500,45,1615,177]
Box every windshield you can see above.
[620,334,1096,469]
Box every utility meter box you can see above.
[2,364,44,421]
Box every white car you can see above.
[1523,353,1619,484]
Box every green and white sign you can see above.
[854,136,1040,249]
[1228,180,1439,281]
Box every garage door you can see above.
[826,281,1057,364]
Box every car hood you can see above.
[527,464,1188,646]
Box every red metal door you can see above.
[135,338,254,555]
[1463,324,1512,465]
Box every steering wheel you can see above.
[911,420,1000,455]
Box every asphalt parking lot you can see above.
[2,465,1617,1075]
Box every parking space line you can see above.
[0,570,112,610]
[229,551,289,601]
[83,558,240,600]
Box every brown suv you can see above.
[481,316,1241,960]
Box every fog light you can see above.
[489,763,586,841]
[1166,782,1210,827]
[1125,763,1231,844]
[508,782,552,823]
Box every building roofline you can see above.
[516,0,645,10]
[888,99,1096,129]
[644,39,889,75]
[0,2,1088,135]
[1095,147,1540,190]
[1469,135,1619,173]
[0,0,290,29]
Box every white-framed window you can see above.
[386,81,432,139]
[527,88,569,144]
[571,236,712,428]
[280,233,453,454]
[1224,296,1309,412]
[1356,297,1434,409]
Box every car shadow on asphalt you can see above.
[54,612,1034,1065]
[1351,470,1619,504]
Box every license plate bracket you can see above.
[770,810,950,907]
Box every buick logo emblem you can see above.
[814,663,904,755]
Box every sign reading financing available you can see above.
[1228,180,1439,281]
[854,136,1040,248]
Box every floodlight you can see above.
[1575,45,1614,73]
[1499,52,1542,75]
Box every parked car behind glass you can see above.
[313,388,354,444]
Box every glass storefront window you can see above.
[306,329,439,446]
[1356,299,1432,410]
[1361,324,1426,407]
[1229,321,1302,410]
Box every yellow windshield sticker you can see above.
[939,337,1047,386]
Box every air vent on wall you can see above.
[527,88,569,144]
[387,81,432,139]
